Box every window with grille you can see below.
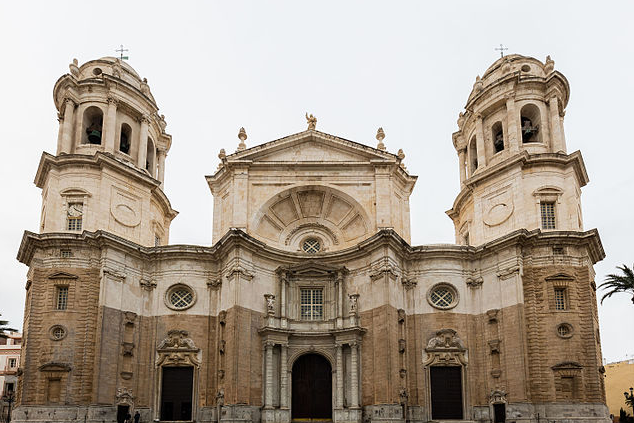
[428,284,459,310]
[8,358,16,368]
[56,286,68,310]
[60,249,72,258]
[302,238,321,254]
[165,284,196,310]
[67,202,83,231]
[155,235,161,247]
[554,288,566,310]
[300,288,323,320]
[540,202,556,229]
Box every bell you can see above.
[88,130,102,144]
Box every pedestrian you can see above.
[125,412,132,423]
[134,411,140,423]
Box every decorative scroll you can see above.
[156,330,200,367]
[423,328,467,366]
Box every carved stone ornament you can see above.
[306,113,317,130]
[489,388,507,404]
[69,58,79,77]
[423,328,467,366]
[551,361,583,377]
[497,265,520,281]
[122,342,135,357]
[397,309,406,323]
[348,293,359,316]
[123,311,137,326]
[139,278,157,291]
[115,387,134,405]
[369,262,398,282]
[218,310,227,325]
[399,368,407,378]
[264,294,276,316]
[488,339,500,354]
[226,264,254,281]
[156,330,200,367]
[466,277,483,288]
[103,269,126,282]
[401,278,417,290]
[207,278,222,289]
[486,309,499,323]
[398,339,406,354]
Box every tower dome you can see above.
[447,54,586,246]
[36,57,177,246]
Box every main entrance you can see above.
[160,366,194,421]
[430,366,463,419]
[292,354,332,420]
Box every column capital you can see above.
[107,95,119,106]
[139,114,151,124]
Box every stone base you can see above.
[334,407,362,423]
[363,404,404,423]
[220,404,261,423]
[261,407,290,423]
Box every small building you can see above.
[0,332,22,420]
[604,359,634,421]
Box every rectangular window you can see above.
[540,202,556,229]
[554,288,566,310]
[67,203,83,231]
[300,288,323,321]
[60,249,72,258]
[8,358,16,368]
[56,286,69,310]
[155,235,161,247]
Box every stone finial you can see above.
[397,149,405,160]
[474,75,483,92]
[544,55,555,74]
[140,78,150,95]
[237,127,247,151]
[218,149,226,160]
[306,113,317,130]
[69,58,80,77]
[376,127,386,150]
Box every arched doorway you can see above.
[292,353,332,420]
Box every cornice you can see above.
[34,151,177,219]
[447,150,589,217]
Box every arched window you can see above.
[520,104,541,143]
[492,121,504,153]
[82,106,103,145]
[146,138,155,176]
[119,123,132,154]
[468,136,478,175]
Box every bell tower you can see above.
[447,55,587,245]
[36,57,177,246]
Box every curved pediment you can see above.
[252,184,373,252]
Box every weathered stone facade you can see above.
[13,55,609,423]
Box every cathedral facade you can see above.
[13,55,608,423]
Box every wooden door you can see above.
[494,403,506,422]
[430,366,463,419]
[160,366,194,421]
[292,354,332,419]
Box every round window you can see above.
[49,325,67,341]
[427,284,459,310]
[165,284,196,310]
[556,323,573,338]
[302,238,321,254]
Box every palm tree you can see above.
[599,264,634,304]
[0,314,16,338]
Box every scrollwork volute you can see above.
[156,329,200,367]
[423,328,467,366]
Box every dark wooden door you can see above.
[116,405,129,423]
[430,366,463,419]
[494,403,506,423]
[161,366,194,421]
[292,354,332,419]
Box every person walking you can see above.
[134,411,140,423]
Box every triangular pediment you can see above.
[48,271,78,280]
[276,260,347,277]
[228,130,397,164]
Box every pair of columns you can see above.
[263,342,360,410]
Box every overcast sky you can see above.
[0,1,632,363]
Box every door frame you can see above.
[289,351,335,420]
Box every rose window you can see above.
[165,285,196,310]
[302,238,321,254]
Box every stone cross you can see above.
[116,44,129,60]
[495,43,508,58]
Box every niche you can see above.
[468,135,478,175]
[492,121,504,153]
[119,123,131,154]
[520,104,541,143]
[82,106,103,145]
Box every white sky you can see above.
[0,1,632,363]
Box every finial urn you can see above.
[376,127,386,150]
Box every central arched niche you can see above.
[251,184,373,252]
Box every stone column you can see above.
[350,342,359,408]
[137,116,150,169]
[280,344,288,408]
[104,96,118,153]
[280,273,287,318]
[264,342,274,409]
[157,149,166,185]
[336,344,344,408]
[505,93,520,153]
[59,99,76,154]
[475,115,487,169]
[549,96,567,153]
[458,149,466,184]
